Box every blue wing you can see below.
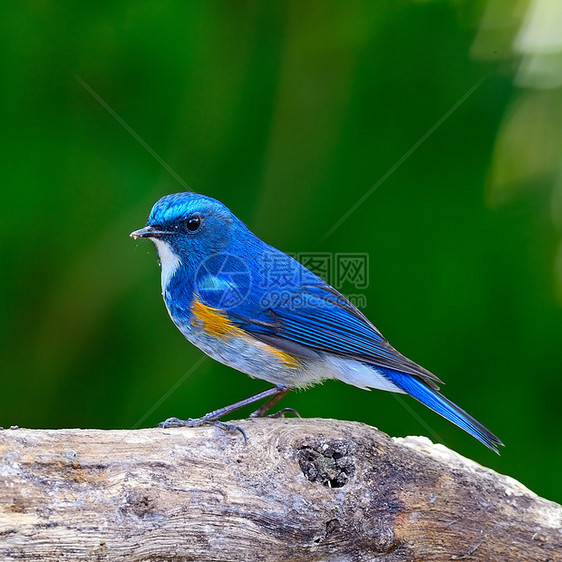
[218,248,441,386]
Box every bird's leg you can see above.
[159,385,290,441]
[249,387,298,418]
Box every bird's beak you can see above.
[130,226,170,239]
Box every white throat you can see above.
[152,239,182,294]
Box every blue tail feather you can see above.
[380,368,503,454]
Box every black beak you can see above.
[129,226,171,239]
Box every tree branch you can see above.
[0,419,559,561]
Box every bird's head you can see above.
[130,192,248,270]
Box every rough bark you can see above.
[0,418,560,561]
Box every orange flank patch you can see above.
[190,299,241,338]
[266,346,300,368]
[190,298,300,368]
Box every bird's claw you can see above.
[265,407,301,419]
[158,416,247,443]
[211,420,247,443]
[249,407,300,419]
[158,416,197,428]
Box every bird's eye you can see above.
[186,215,201,232]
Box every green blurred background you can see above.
[2,1,561,503]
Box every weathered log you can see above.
[0,418,560,561]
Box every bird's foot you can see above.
[158,416,247,442]
[266,407,301,419]
[249,407,301,419]
[158,416,195,428]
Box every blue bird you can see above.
[131,192,503,453]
